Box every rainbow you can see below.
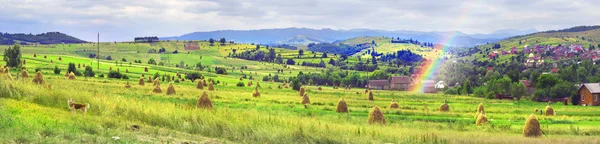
[409,6,470,93]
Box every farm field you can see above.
[1,42,600,143]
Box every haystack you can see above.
[301,93,310,105]
[523,114,542,137]
[196,80,204,89]
[4,71,12,80]
[21,69,29,78]
[367,106,386,124]
[545,101,555,116]
[336,98,348,113]
[67,72,76,80]
[196,91,213,109]
[146,76,152,83]
[364,89,369,94]
[203,79,208,86]
[152,85,162,93]
[208,82,215,91]
[475,111,488,126]
[138,77,145,86]
[389,100,399,109]
[252,86,261,97]
[318,87,322,91]
[153,78,160,86]
[124,81,131,88]
[247,81,253,86]
[166,83,176,95]
[439,100,449,112]
[64,71,69,77]
[368,91,374,101]
[299,87,305,96]
[32,71,45,85]
[475,103,485,118]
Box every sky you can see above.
[1,0,599,42]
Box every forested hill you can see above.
[0,32,87,45]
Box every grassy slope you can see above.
[1,40,600,143]
[468,28,600,62]
[341,36,439,59]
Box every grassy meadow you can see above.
[1,41,600,143]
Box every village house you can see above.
[368,80,390,90]
[390,76,412,91]
[422,80,437,93]
[578,83,600,106]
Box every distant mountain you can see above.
[162,27,535,47]
[469,29,538,39]
[275,35,325,45]
[0,32,87,45]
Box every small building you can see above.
[390,76,412,91]
[422,80,437,93]
[368,80,390,90]
[578,83,600,106]
[435,81,446,89]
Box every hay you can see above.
[152,85,162,93]
[475,103,485,118]
[299,87,305,96]
[252,86,261,97]
[545,101,555,116]
[146,76,152,83]
[389,100,399,109]
[124,81,131,88]
[67,72,76,80]
[368,91,374,101]
[32,71,45,85]
[203,79,208,86]
[21,69,29,78]
[166,83,176,95]
[196,80,204,89]
[153,78,160,86]
[475,112,488,126]
[439,100,449,112]
[64,71,69,77]
[364,89,369,94]
[318,87,322,91]
[301,93,310,105]
[523,114,542,137]
[196,91,213,109]
[247,81,253,86]
[367,106,386,124]
[4,71,12,80]
[336,98,348,113]
[534,108,539,113]
[208,82,215,91]
[138,77,145,86]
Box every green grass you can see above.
[1,41,600,143]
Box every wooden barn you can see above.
[578,83,600,106]
[368,80,390,90]
[390,76,411,91]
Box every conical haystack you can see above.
[523,114,542,137]
[301,93,310,105]
[197,91,213,109]
[138,77,145,86]
[336,98,348,113]
[367,106,386,124]
[476,111,488,126]
[124,81,131,88]
[247,81,253,86]
[208,82,215,91]
[252,86,261,97]
[146,76,152,83]
[318,86,322,91]
[440,100,449,112]
[153,78,160,86]
[203,79,208,86]
[166,83,176,95]
[475,103,485,118]
[368,91,374,101]
[389,100,399,109]
[32,71,45,85]
[545,101,555,116]
[67,72,76,80]
[299,87,305,96]
[196,80,204,89]
[21,69,29,78]
[364,89,369,94]
[152,85,162,93]
[4,70,12,80]
[64,71,69,77]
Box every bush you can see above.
[84,66,95,77]
[444,88,458,95]
[236,82,244,87]
[571,94,580,105]
[107,71,123,79]
[291,78,302,91]
[186,72,202,82]
[67,63,76,74]
[215,67,227,75]
[53,66,61,74]
[473,87,486,98]
[99,73,105,78]
[485,91,496,99]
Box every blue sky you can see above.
[1,0,598,42]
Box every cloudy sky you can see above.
[1,0,598,42]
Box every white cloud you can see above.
[0,0,597,41]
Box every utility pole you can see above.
[97,33,100,71]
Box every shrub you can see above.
[67,63,76,74]
[236,82,244,87]
[444,88,458,95]
[107,71,123,79]
[186,72,201,82]
[84,66,95,77]
[291,78,301,91]
[215,67,227,75]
